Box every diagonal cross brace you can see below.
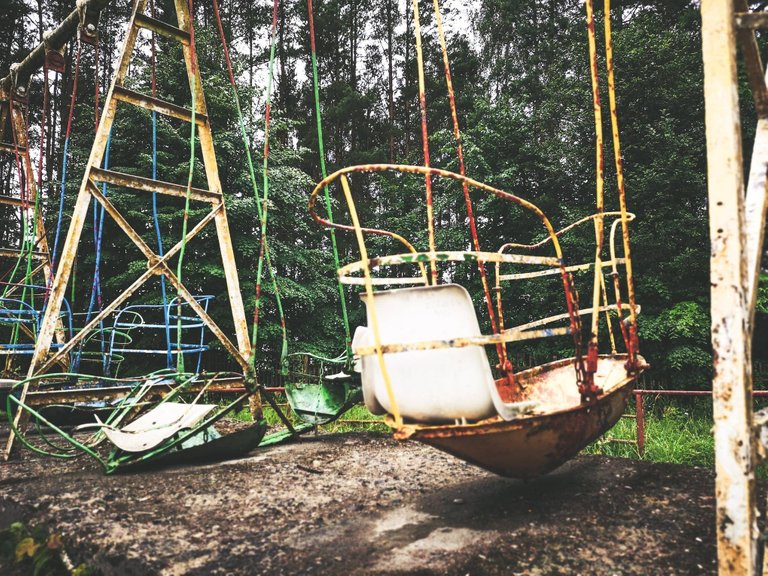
[36,182,247,373]
[87,183,248,369]
[735,1,768,333]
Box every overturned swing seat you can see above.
[283,349,361,426]
[7,373,267,474]
[95,401,218,453]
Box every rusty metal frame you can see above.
[0,373,246,407]
[312,165,597,424]
[3,0,253,460]
[0,96,67,377]
[0,100,54,291]
[337,250,562,287]
[0,0,112,99]
[702,0,762,573]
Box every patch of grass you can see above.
[591,399,768,478]
[224,397,300,427]
[320,404,389,433]
[588,402,715,467]
[228,405,254,423]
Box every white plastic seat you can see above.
[95,402,217,453]
[353,284,533,423]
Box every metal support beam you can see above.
[702,1,758,574]
[735,1,768,117]
[0,196,26,208]
[90,166,219,203]
[134,13,190,45]
[0,142,27,155]
[0,249,48,260]
[3,0,256,460]
[175,0,252,359]
[112,85,207,125]
[735,11,768,29]
[745,118,768,326]
[7,102,54,290]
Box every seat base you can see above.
[395,355,645,478]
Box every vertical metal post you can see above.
[635,391,644,457]
[7,103,54,290]
[701,1,757,573]
[174,0,252,362]
[0,100,66,377]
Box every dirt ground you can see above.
[1,428,719,576]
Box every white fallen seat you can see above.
[353,284,535,423]
[95,402,217,453]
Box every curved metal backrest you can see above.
[109,295,214,374]
[0,284,74,363]
[495,215,639,355]
[310,163,587,425]
[0,298,39,326]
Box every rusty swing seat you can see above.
[309,163,644,479]
[352,282,644,479]
[393,355,643,478]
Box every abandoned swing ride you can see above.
[7,0,768,574]
[0,0,644,477]
[308,0,645,478]
[23,0,766,568]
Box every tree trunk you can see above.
[404,1,411,158]
[387,0,394,163]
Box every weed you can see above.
[0,522,90,576]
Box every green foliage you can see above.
[0,522,90,576]
[229,399,386,433]
[757,274,768,315]
[6,0,749,390]
[640,302,711,386]
[640,301,709,346]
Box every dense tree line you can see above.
[0,0,757,386]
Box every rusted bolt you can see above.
[147,257,161,272]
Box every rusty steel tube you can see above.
[635,392,644,456]
[634,390,768,397]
